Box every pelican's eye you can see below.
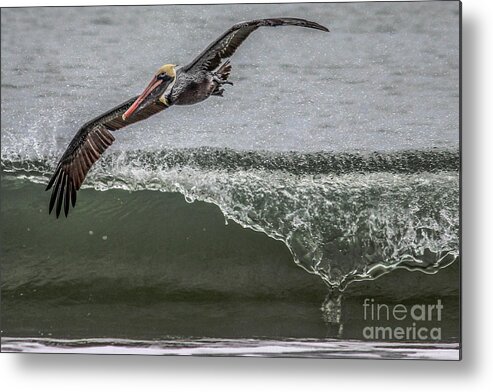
[157,72,169,80]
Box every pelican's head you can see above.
[122,64,176,120]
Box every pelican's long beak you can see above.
[122,76,163,120]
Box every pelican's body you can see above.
[47,18,329,217]
[172,72,213,105]
[171,64,232,106]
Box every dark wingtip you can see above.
[48,174,77,218]
[71,186,77,208]
[262,17,329,33]
[46,170,58,191]
[48,170,61,215]
[63,178,72,218]
[307,21,330,33]
[55,173,66,218]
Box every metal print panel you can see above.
[0,1,461,359]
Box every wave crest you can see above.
[2,148,460,288]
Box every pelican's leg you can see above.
[211,87,225,97]
[211,60,233,97]
[212,74,233,86]
[213,60,233,86]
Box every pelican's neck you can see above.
[160,74,177,106]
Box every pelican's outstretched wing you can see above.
[46,98,168,217]
[182,18,329,74]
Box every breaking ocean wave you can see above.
[2,147,459,289]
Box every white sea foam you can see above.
[1,337,460,360]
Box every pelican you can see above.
[46,17,329,217]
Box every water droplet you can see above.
[89,230,94,235]
[102,235,108,240]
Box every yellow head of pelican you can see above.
[155,64,177,78]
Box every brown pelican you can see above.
[46,17,329,217]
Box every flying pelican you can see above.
[46,17,329,217]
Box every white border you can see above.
[2,0,493,391]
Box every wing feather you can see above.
[182,17,329,74]
[46,97,168,217]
